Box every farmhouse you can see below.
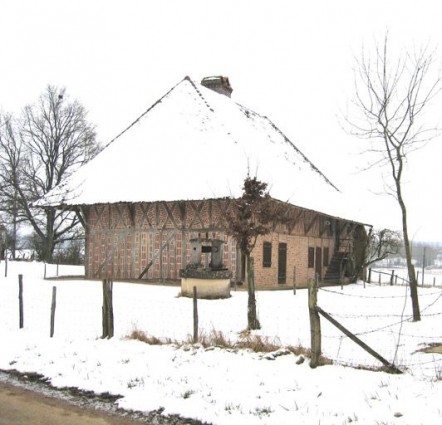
[41,76,368,288]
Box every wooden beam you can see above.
[214,199,232,227]
[94,205,106,229]
[94,233,127,277]
[288,209,304,233]
[138,232,176,279]
[139,203,153,228]
[319,217,330,238]
[188,201,205,229]
[316,306,402,374]
[113,204,125,229]
[75,208,86,228]
[304,213,318,236]
[162,202,178,229]
[127,204,136,228]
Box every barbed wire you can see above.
[319,286,442,298]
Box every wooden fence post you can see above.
[102,279,114,338]
[378,272,381,285]
[4,251,7,277]
[434,277,436,287]
[44,263,47,279]
[308,276,321,368]
[368,268,372,284]
[293,267,296,295]
[193,286,198,343]
[102,279,108,338]
[416,270,420,284]
[18,274,23,329]
[56,261,59,277]
[390,270,394,286]
[50,286,57,337]
[108,279,114,338]
[395,275,398,285]
[316,306,401,374]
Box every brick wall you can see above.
[84,200,359,289]
[252,233,335,289]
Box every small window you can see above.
[263,242,272,267]
[308,247,315,268]
[323,247,329,267]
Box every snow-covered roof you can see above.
[39,76,366,223]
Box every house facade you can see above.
[41,75,368,289]
[83,199,365,288]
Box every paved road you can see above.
[0,381,141,425]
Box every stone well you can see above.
[180,238,231,299]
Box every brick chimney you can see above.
[200,76,233,98]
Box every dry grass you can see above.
[126,329,163,345]
[125,327,334,365]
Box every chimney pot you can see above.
[201,76,233,98]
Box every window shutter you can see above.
[308,247,315,268]
[263,242,272,267]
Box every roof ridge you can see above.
[102,76,190,151]
[236,103,340,192]
[184,76,215,113]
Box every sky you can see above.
[1,0,442,242]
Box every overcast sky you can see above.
[1,0,442,242]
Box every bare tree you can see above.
[227,177,285,330]
[0,86,99,262]
[360,228,402,270]
[348,34,442,321]
[0,114,25,259]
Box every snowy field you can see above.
[371,267,442,287]
[0,261,441,424]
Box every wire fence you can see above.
[1,261,441,381]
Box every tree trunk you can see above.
[45,209,56,263]
[396,180,420,321]
[246,254,260,330]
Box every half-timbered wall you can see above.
[84,199,361,288]
[85,200,238,281]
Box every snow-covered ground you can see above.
[0,261,441,424]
